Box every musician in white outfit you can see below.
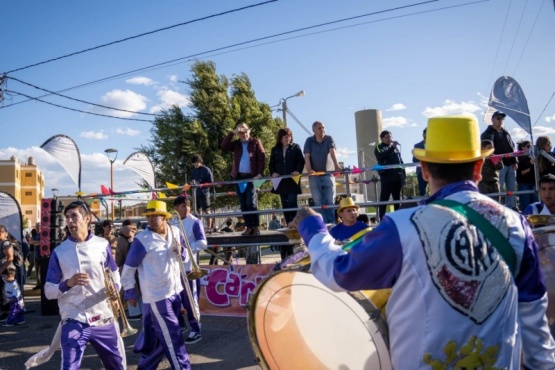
[173,195,208,344]
[44,201,126,370]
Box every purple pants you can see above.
[136,294,190,370]
[179,277,200,332]
[61,319,126,370]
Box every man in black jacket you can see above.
[374,130,405,221]
[480,111,518,210]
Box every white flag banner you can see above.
[123,152,156,189]
[40,135,82,191]
[486,76,532,134]
[0,191,24,243]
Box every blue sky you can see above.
[1,0,554,199]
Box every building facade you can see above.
[0,156,44,228]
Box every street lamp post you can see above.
[281,90,305,127]
[104,148,118,220]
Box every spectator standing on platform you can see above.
[374,130,405,220]
[516,140,537,211]
[481,111,518,209]
[292,116,555,369]
[270,127,305,258]
[115,219,141,320]
[173,195,206,344]
[44,201,126,369]
[303,121,341,224]
[121,200,190,369]
[536,136,555,177]
[523,174,555,215]
[412,128,428,196]
[221,122,266,236]
[478,139,503,201]
[191,154,214,231]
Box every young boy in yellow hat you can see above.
[330,197,370,242]
[291,116,555,369]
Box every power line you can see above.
[5,0,278,74]
[7,76,157,116]
[2,0,488,115]
[502,0,529,75]
[512,0,546,76]
[6,90,152,122]
[486,0,512,94]
[533,90,555,126]
[285,107,311,135]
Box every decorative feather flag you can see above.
[123,152,156,189]
[40,134,82,192]
[0,191,24,244]
[271,178,282,190]
[486,76,532,134]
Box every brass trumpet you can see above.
[102,264,138,338]
[167,221,200,323]
[171,211,208,280]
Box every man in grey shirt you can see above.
[303,121,341,223]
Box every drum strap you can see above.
[432,199,517,277]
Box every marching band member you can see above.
[173,195,207,344]
[44,201,126,370]
[121,200,190,369]
[292,117,555,369]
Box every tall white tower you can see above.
[355,109,382,203]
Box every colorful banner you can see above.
[198,264,275,317]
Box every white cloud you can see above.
[149,89,190,113]
[167,75,178,83]
[382,116,409,128]
[422,100,482,118]
[126,76,156,86]
[545,114,555,123]
[386,103,406,111]
[80,131,108,140]
[510,125,555,142]
[114,127,141,137]
[90,89,148,118]
[335,147,356,160]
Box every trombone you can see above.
[171,211,208,280]
[102,264,138,338]
[167,219,201,323]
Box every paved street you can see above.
[0,247,284,370]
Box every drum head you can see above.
[248,270,391,370]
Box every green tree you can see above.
[140,60,283,209]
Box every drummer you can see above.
[523,174,555,215]
[291,116,555,369]
[329,197,369,242]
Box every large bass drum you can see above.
[247,228,391,370]
[533,224,555,337]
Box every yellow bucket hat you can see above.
[143,200,171,219]
[412,116,493,164]
[338,197,359,214]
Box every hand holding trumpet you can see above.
[67,272,90,287]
